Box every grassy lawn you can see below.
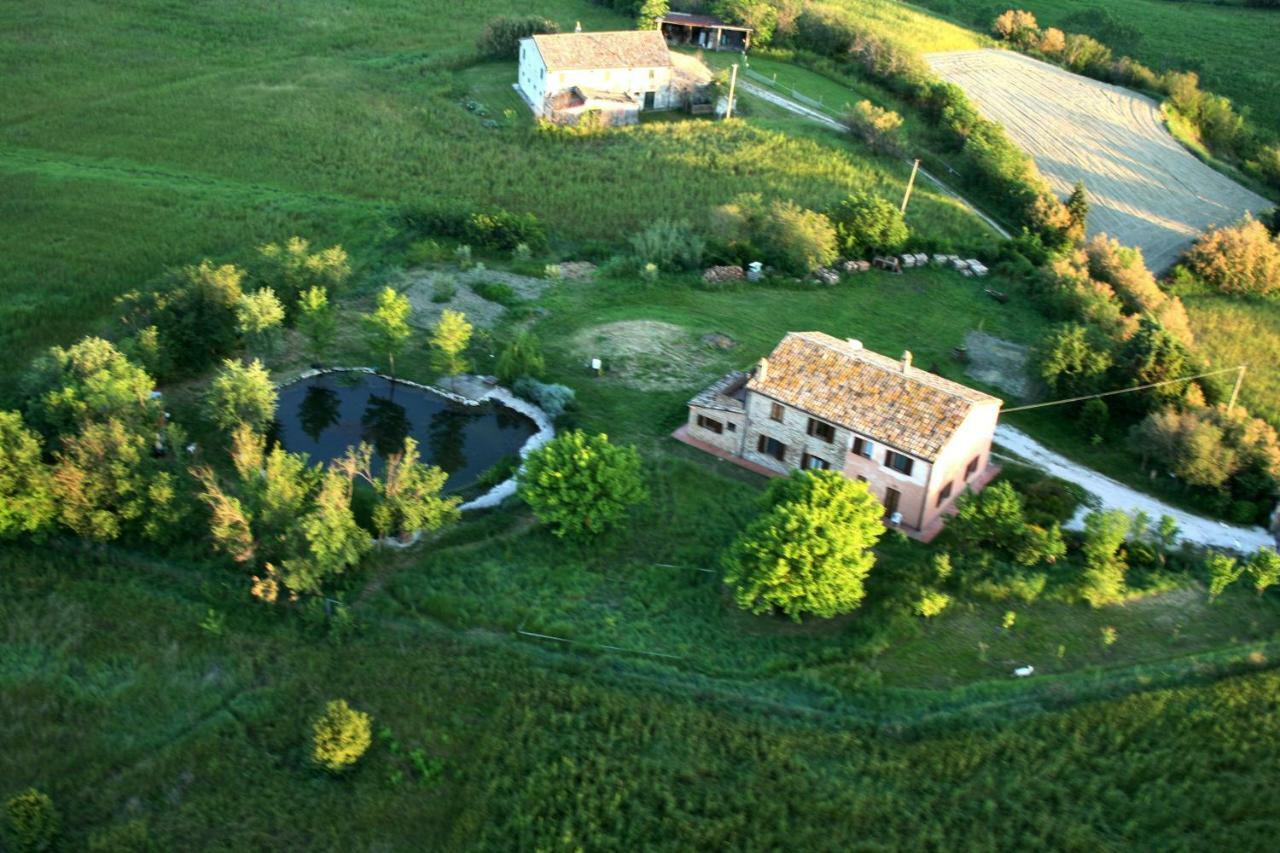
[4,543,1279,848]
[914,0,1280,135]
[1185,292,1280,427]
[0,0,995,383]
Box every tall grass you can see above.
[1185,293,1280,425]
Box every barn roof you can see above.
[659,12,753,32]
[746,332,1001,460]
[530,30,672,71]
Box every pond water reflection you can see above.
[276,373,536,492]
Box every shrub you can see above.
[949,481,1065,568]
[477,15,560,59]
[495,330,545,385]
[471,280,520,307]
[430,276,457,304]
[1035,324,1112,396]
[518,430,647,537]
[0,411,56,540]
[311,699,373,772]
[512,377,575,419]
[1080,510,1131,607]
[843,99,905,155]
[429,309,473,378]
[4,788,59,852]
[399,204,547,252]
[629,219,705,271]
[829,192,908,257]
[258,237,351,312]
[723,470,884,620]
[992,10,1040,49]
[1185,215,1280,297]
[88,819,155,852]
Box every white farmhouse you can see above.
[517,30,676,126]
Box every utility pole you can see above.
[725,63,738,120]
[900,158,921,215]
[1227,364,1247,415]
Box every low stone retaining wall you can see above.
[277,367,556,521]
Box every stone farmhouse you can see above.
[516,30,677,126]
[678,332,1003,539]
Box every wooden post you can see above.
[900,158,921,215]
[725,62,738,120]
[1228,364,1247,415]
[714,27,722,51]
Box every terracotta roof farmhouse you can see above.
[679,332,1004,540]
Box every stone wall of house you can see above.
[686,405,747,455]
[740,392,851,476]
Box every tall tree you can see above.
[636,0,668,29]
[297,286,337,362]
[364,287,413,380]
[0,411,55,540]
[1066,180,1089,243]
[723,470,885,620]
[258,236,351,310]
[236,288,285,356]
[1079,509,1130,607]
[430,309,473,380]
[206,359,277,433]
[1035,323,1112,396]
[23,336,159,439]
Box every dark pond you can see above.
[275,373,537,492]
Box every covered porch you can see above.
[659,12,751,52]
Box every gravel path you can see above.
[996,424,1275,553]
[927,50,1271,271]
[738,79,1012,239]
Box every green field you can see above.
[0,0,987,384]
[913,0,1280,134]
[1185,293,1280,426]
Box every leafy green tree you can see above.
[24,336,159,438]
[236,287,285,356]
[337,440,461,541]
[4,788,59,852]
[311,699,373,772]
[948,481,1062,567]
[363,287,413,379]
[52,419,152,542]
[206,359,277,432]
[636,0,668,29]
[259,236,351,311]
[714,0,778,45]
[843,101,905,155]
[495,330,545,385]
[281,469,371,595]
[0,411,55,539]
[1247,548,1280,596]
[1066,180,1089,244]
[518,430,647,538]
[1079,510,1130,607]
[1035,324,1112,397]
[829,192,908,257]
[297,286,337,362]
[155,261,245,375]
[1129,408,1238,489]
[1205,551,1244,601]
[430,309,473,379]
[723,470,885,621]
[1115,318,1191,411]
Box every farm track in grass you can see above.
[928,49,1271,271]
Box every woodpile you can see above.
[873,256,902,273]
[702,265,745,284]
[811,268,840,285]
[840,259,872,274]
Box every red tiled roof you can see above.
[747,332,1001,460]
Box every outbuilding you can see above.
[658,12,751,52]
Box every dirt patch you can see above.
[401,267,555,329]
[701,332,738,350]
[927,50,1271,271]
[571,320,716,390]
[963,330,1037,400]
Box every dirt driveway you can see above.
[927,50,1271,271]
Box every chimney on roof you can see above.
[574,20,582,32]
[846,338,863,350]
[756,357,769,383]
[901,350,913,373]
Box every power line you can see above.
[1001,364,1247,414]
